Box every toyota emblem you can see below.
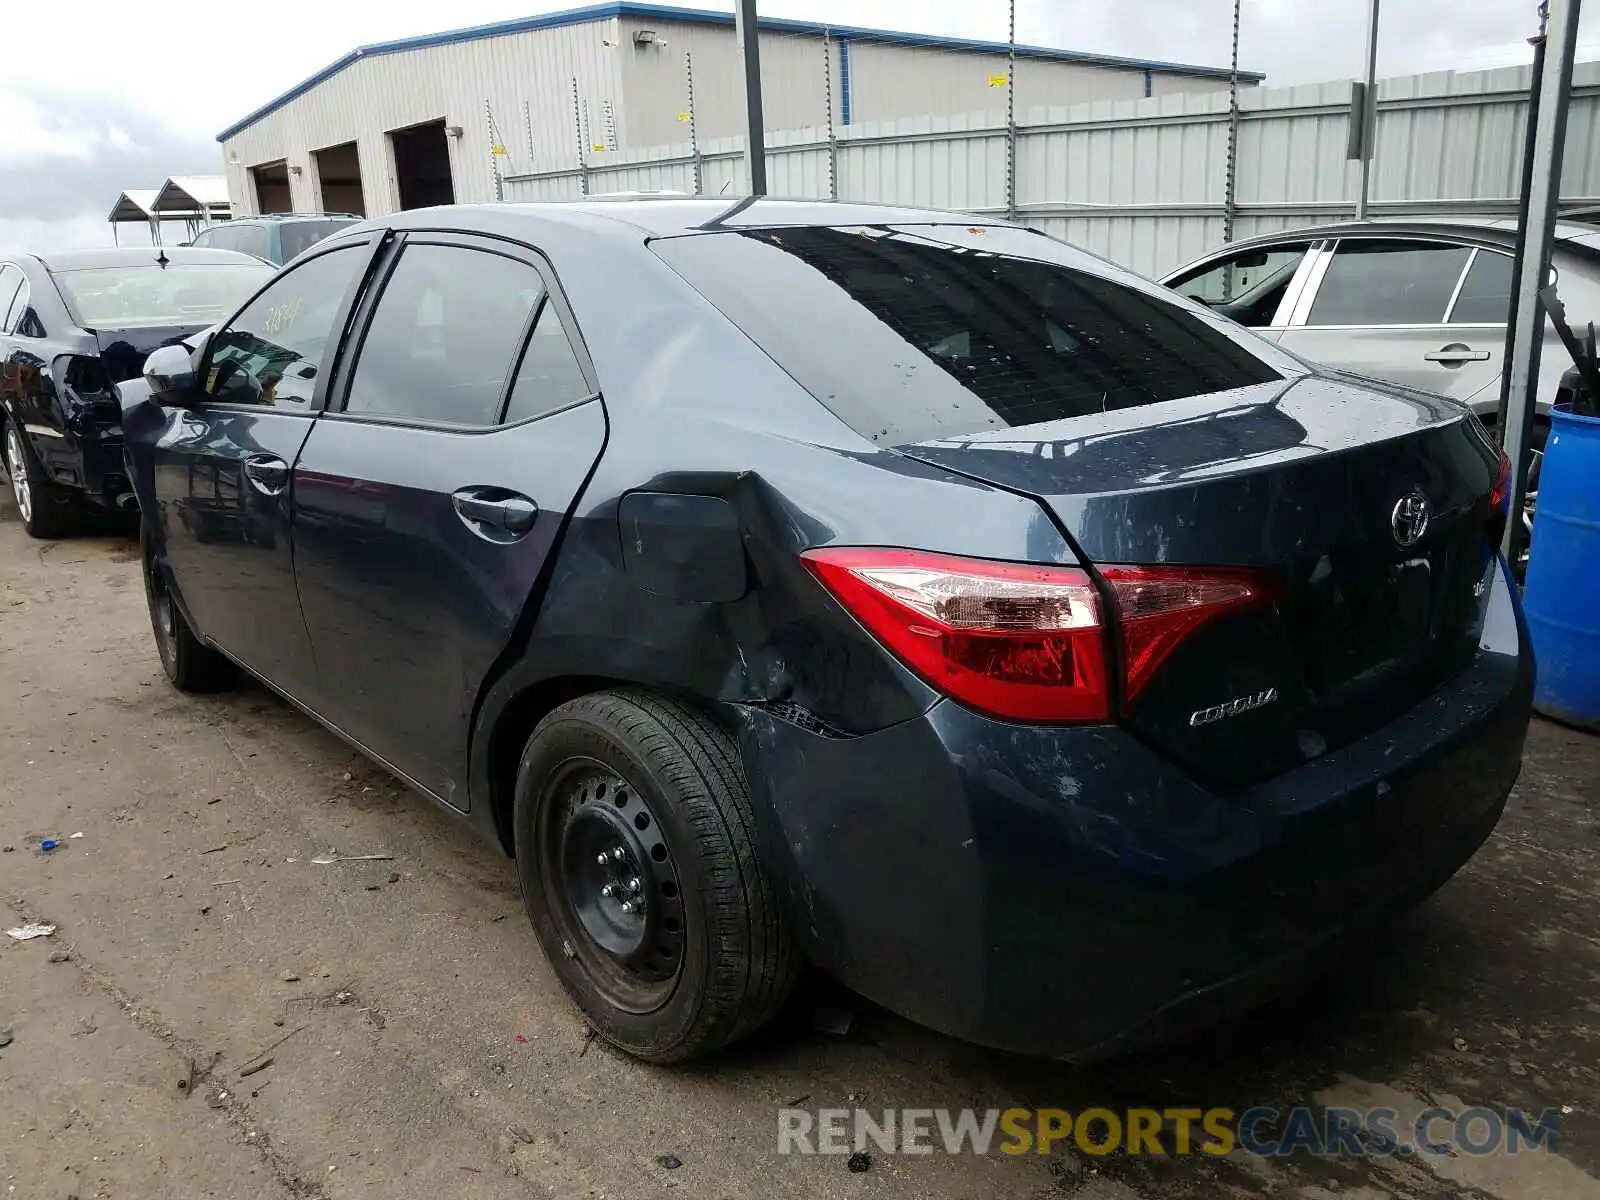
[1391,490,1431,548]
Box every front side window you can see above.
[204,244,367,408]
[1167,243,1312,327]
[654,225,1285,445]
[1448,250,1514,324]
[1306,239,1471,326]
[343,243,545,426]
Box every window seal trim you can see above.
[315,391,600,434]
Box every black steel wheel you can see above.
[141,524,237,693]
[514,689,800,1063]
[543,759,688,1011]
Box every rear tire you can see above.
[513,689,799,1063]
[3,418,83,539]
[141,525,238,693]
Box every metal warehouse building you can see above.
[216,2,1259,219]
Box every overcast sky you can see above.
[2,0,1593,250]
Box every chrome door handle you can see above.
[1424,345,1491,365]
[452,490,538,535]
[242,455,289,495]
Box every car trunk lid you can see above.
[897,375,1502,787]
[92,325,203,384]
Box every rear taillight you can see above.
[1099,567,1274,705]
[801,548,1274,724]
[1489,448,1511,513]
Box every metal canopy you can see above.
[152,176,231,213]
[107,190,161,224]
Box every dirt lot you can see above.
[2,502,1598,1200]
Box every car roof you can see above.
[374,198,1021,240]
[1212,216,1599,252]
[33,246,269,270]
[224,213,363,224]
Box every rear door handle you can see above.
[242,455,290,495]
[452,489,538,536]
[1424,344,1492,365]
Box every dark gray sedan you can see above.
[118,200,1531,1064]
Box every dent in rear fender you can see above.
[464,405,1079,824]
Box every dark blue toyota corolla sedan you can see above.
[118,199,1532,1064]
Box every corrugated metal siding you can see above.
[509,60,1600,280]
[220,18,624,217]
[618,18,841,147]
[847,41,1175,122]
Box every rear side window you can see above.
[280,220,358,262]
[653,225,1282,445]
[504,300,592,422]
[231,224,272,261]
[343,243,545,426]
[1306,240,1471,326]
[1448,250,1514,324]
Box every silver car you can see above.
[1161,218,1600,435]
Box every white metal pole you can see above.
[1355,0,1380,219]
[1501,0,1582,560]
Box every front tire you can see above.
[514,690,799,1063]
[141,525,237,693]
[3,419,82,539]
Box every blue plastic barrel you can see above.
[1523,403,1600,731]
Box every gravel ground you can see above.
[2,500,1597,1200]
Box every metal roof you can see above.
[108,190,161,223]
[217,1,1264,143]
[153,176,232,212]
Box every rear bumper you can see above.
[739,557,1533,1060]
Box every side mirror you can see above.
[144,344,199,406]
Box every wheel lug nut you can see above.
[601,883,617,898]
[627,876,641,892]
[596,853,609,866]
[610,847,626,862]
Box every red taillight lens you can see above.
[802,548,1276,724]
[1101,566,1275,705]
[1489,448,1511,513]
[800,548,1111,722]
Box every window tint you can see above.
[205,244,367,408]
[1449,250,1514,324]
[280,219,358,262]
[654,225,1283,445]
[195,225,233,252]
[231,224,272,261]
[344,244,544,426]
[1307,240,1471,326]
[1168,243,1311,327]
[504,300,591,422]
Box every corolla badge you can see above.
[1189,687,1279,728]
[1391,489,1431,548]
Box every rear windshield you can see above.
[653,225,1288,445]
[55,263,273,330]
[279,219,359,262]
